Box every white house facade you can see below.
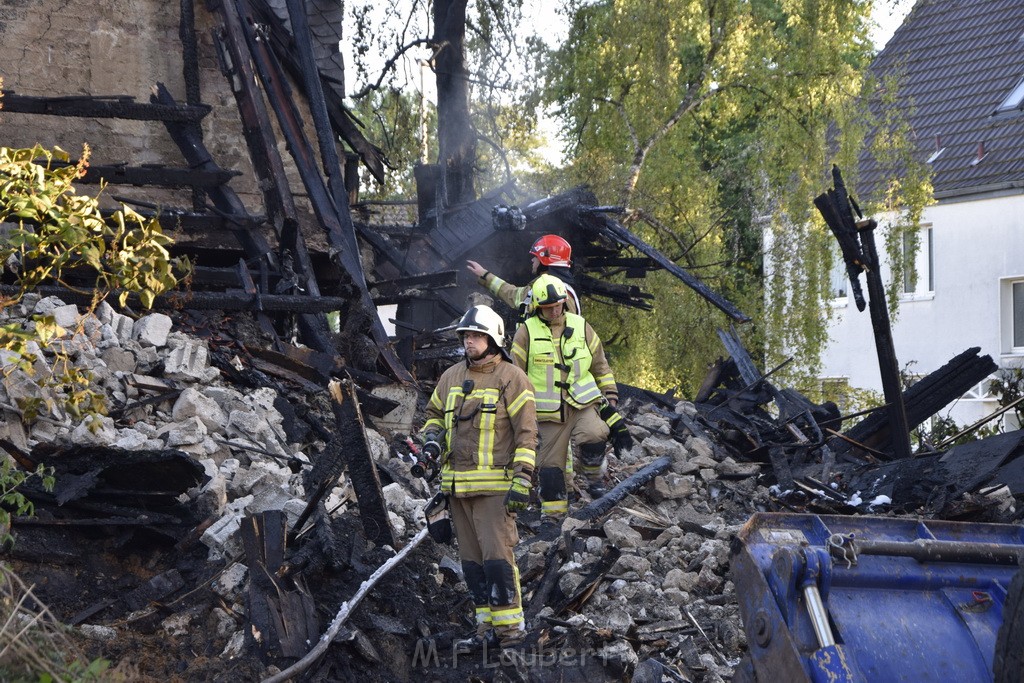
[818,0,1024,429]
[822,191,1024,427]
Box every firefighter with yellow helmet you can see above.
[466,234,581,321]
[510,274,633,530]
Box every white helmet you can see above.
[456,305,505,348]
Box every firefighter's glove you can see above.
[600,402,634,455]
[612,428,634,456]
[504,473,532,513]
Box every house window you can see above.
[1014,282,1024,348]
[830,247,848,302]
[994,75,1024,115]
[902,226,933,297]
[1001,277,1024,354]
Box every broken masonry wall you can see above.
[0,1,264,212]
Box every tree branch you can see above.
[350,38,439,100]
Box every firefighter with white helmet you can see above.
[419,304,537,651]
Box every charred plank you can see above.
[0,91,209,122]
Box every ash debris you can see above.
[1,294,1017,682]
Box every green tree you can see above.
[539,0,930,393]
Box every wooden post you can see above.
[857,219,912,461]
[328,380,395,548]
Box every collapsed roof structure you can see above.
[0,0,747,392]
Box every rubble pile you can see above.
[5,288,1024,683]
[0,294,777,681]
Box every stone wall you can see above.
[0,1,262,211]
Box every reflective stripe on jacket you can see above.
[422,356,537,496]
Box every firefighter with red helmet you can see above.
[467,234,581,320]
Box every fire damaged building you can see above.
[2,2,1024,682]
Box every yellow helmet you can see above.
[531,274,568,307]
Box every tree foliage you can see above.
[346,0,554,199]
[538,0,929,393]
[0,144,183,310]
[0,142,188,423]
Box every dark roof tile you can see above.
[859,0,1024,199]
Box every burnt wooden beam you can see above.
[588,214,751,322]
[817,166,911,462]
[179,0,205,210]
[241,510,318,660]
[836,347,996,457]
[571,456,672,521]
[101,208,265,233]
[209,0,357,355]
[238,0,411,383]
[575,273,655,310]
[369,270,459,297]
[328,380,395,548]
[46,160,238,188]
[0,91,209,123]
[246,0,387,184]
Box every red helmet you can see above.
[529,234,572,267]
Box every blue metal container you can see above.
[731,513,1024,682]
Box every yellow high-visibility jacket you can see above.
[422,355,537,497]
[511,311,617,422]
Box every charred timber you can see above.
[153,83,285,344]
[245,0,387,184]
[835,347,996,457]
[44,161,238,188]
[328,380,395,548]
[0,91,210,123]
[102,209,265,234]
[240,510,318,660]
[572,456,672,520]
[592,216,750,322]
[231,0,411,382]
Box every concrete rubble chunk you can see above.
[649,473,695,502]
[133,313,173,347]
[173,388,227,432]
[78,624,118,641]
[662,568,700,592]
[51,303,80,330]
[201,494,254,561]
[686,435,716,460]
[640,434,687,460]
[158,416,208,447]
[95,300,115,325]
[634,412,672,434]
[603,518,644,548]
[369,383,419,434]
[100,347,137,375]
[71,415,118,446]
[212,562,249,599]
[114,428,151,450]
[109,312,136,346]
[33,295,68,316]
[164,339,216,382]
